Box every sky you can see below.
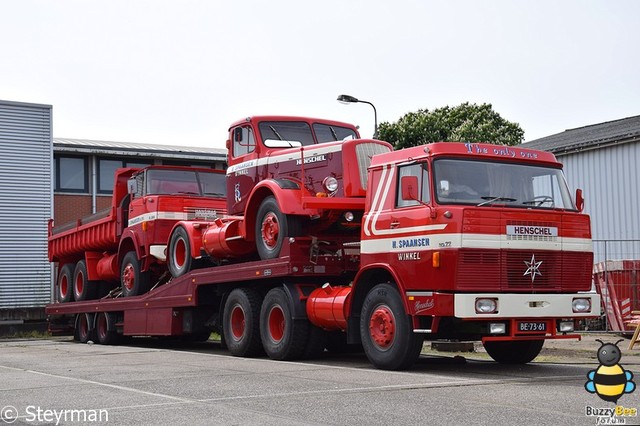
[1,0,639,148]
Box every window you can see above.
[396,163,430,208]
[313,123,357,142]
[232,126,255,157]
[55,155,88,193]
[258,121,315,146]
[98,158,152,193]
[433,158,575,209]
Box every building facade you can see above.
[0,100,53,321]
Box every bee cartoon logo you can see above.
[585,339,636,403]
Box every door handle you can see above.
[390,221,400,228]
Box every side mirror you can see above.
[401,175,419,201]
[575,188,584,212]
[127,178,137,195]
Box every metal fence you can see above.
[585,240,640,332]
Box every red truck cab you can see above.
[166,116,392,276]
[308,142,599,369]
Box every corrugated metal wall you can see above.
[0,100,52,308]
[558,141,640,262]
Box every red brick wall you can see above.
[53,194,113,227]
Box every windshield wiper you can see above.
[329,126,339,141]
[269,125,284,141]
[477,196,517,207]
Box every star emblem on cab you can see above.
[523,254,542,282]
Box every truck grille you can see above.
[355,143,391,189]
[456,249,593,292]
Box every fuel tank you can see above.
[201,218,254,258]
[306,283,352,331]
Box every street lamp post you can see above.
[337,94,378,138]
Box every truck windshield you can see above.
[258,121,357,146]
[146,169,226,197]
[433,159,575,210]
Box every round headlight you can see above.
[475,298,498,314]
[323,176,339,193]
[572,298,591,313]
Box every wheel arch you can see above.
[244,180,318,242]
[345,265,406,344]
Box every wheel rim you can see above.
[97,313,107,341]
[369,304,396,350]
[75,271,84,296]
[268,305,285,343]
[261,212,280,250]
[60,273,69,299]
[122,263,135,291]
[173,237,186,269]
[230,305,246,341]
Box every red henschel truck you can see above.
[48,165,226,301]
[46,117,600,370]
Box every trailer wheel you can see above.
[74,313,93,343]
[73,260,99,301]
[360,283,424,370]
[168,226,194,278]
[255,197,301,260]
[121,251,150,297]
[96,312,119,345]
[483,339,544,364]
[57,264,74,303]
[223,288,263,357]
[260,287,308,360]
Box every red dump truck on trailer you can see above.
[48,165,226,302]
[46,117,600,370]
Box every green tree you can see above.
[377,103,524,149]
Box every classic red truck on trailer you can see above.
[46,118,600,370]
[48,165,226,301]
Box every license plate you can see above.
[517,321,547,332]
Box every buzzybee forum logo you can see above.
[585,339,636,403]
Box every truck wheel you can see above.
[57,264,74,303]
[223,288,263,357]
[260,287,308,360]
[483,339,544,364]
[74,313,93,343]
[121,251,150,297]
[255,196,301,260]
[95,312,119,345]
[360,283,424,370]
[73,260,99,301]
[168,226,194,278]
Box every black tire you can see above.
[360,283,424,370]
[483,339,544,364]
[75,313,93,343]
[168,226,194,278]
[223,288,263,357]
[255,196,302,260]
[73,260,99,301]
[120,251,150,297]
[57,263,74,303]
[95,312,119,345]
[260,287,308,360]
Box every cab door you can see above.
[226,126,258,215]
